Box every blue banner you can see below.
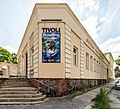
[42,32,60,63]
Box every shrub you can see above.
[92,88,111,109]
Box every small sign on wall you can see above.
[42,28,60,63]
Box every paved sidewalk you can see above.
[0,83,114,109]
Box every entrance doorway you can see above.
[107,68,109,79]
[25,52,28,78]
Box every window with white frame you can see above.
[86,52,89,70]
[90,56,93,71]
[73,46,78,66]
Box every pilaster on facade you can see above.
[65,24,72,78]
[26,39,30,78]
[33,25,39,78]
[80,39,84,78]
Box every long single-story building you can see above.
[17,3,114,94]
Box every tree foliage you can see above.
[11,53,18,64]
[114,66,120,78]
[0,46,12,63]
[115,56,120,65]
[115,56,120,78]
[0,46,17,64]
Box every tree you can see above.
[114,66,120,78]
[115,56,120,65]
[115,56,120,78]
[0,46,12,63]
[0,46,18,64]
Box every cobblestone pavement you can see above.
[0,83,114,109]
[109,87,120,109]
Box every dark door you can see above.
[107,68,109,79]
[25,52,28,78]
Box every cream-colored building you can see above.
[17,3,111,80]
[104,52,114,80]
[0,62,18,78]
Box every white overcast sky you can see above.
[0,0,120,60]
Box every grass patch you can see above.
[67,89,85,98]
[67,84,106,99]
